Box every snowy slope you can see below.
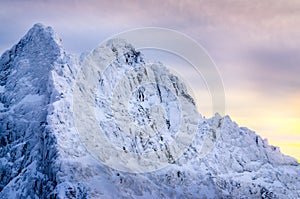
[0,24,299,199]
[0,23,69,198]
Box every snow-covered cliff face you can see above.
[73,38,199,173]
[0,24,73,198]
[0,24,299,199]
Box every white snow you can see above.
[0,85,5,93]
[0,23,299,199]
[0,102,4,110]
[20,94,43,103]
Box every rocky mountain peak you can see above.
[0,24,299,199]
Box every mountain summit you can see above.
[0,24,299,199]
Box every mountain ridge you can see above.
[0,23,299,199]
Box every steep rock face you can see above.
[0,24,76,198]
[0,24,299,199]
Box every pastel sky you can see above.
[1,0,299,160]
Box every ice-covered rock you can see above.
[0,23,69,198]
[0,24,299,199]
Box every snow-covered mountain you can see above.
[0,24,299,199]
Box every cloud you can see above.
[237,46,300,95]
[1,0,300,51]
